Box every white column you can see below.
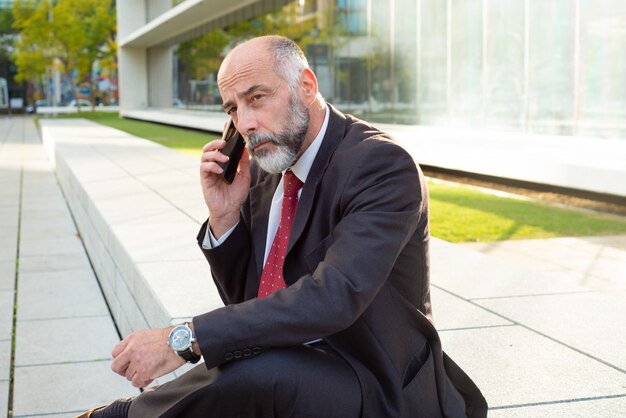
[148,47,174,108]
[117,0,148,112]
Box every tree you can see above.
[12,0,116,110]
[175,1,324,104]
[0,7,16,61]
[11,0,49,93]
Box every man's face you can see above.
[245,92,310,173]
[218,48,310,174]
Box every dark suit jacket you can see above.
[194,104,487,417]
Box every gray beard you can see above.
[247,95,310,174]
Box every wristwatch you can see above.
[167,323,201,363]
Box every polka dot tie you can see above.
[257,170,303,298]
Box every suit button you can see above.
[224,352,233,361]
[234,350,243,359]
[243,348,252,357]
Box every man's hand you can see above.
[200,140,251,238]
[111,327,185,388]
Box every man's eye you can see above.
[227,108,237,115]
[252,94,263,101]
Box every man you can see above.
[78,35,486,417]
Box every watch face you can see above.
[169,326,191,351]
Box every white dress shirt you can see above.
[203,104,330,260]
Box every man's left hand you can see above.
[111,327,185,388]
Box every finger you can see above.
[111,358,129,377]
[111,338,128,358]
[132,374,153,389]
[200,149,229,164]
[125,365,135,381]
[200,161,224,176]
[202,139,225,153]
[111,349,130,376]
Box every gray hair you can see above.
[266,36,310,91]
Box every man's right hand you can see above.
[200,140,251,239]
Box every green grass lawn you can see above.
[428,181,626,242]
[40,112,626,243]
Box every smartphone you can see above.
[217,118,245,184]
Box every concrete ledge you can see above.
[386,124,626,199]
[40,119,222,336]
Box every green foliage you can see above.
[0,7,15,33]
[176,29,229,81]
[0,7,16,61]
[428,182,626,242]
[175,2,339,91]
[11,0,50,83]
[11,0,116,105]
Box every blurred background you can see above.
[1,0,626,139]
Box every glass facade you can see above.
[171,0,626,138]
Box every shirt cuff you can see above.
[202,222,238,249]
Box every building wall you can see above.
[118,0,626,138]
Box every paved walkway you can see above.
[1,117,137,417]
[1,116,626,416]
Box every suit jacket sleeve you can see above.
[193,138,425,370]
[196,218,251,305]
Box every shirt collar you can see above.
[286,104,329,183]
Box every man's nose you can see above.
[236,108,258,136]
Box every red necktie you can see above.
[257,170,303,298]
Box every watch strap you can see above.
[177,347,201,363]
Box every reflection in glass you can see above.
[171,0,626,138]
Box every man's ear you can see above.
[300,68,318,99]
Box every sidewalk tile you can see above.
[0,241,17,263]
[0,195,20,209]
[20,207,72,222]
[582,235,626,251]
[179,201,210,224]
[431,246,586,299]
[13,361,138,416]
[18,253,91,274]
[0,381,8,418]
[15,316,119,366]
[0,261,15,290]
[19,235,84,257]
[430,287,512,330]
[460,244,565,272]
[0,290,14,338]
[0,339,10,381]
[489,395,626,418]
[17,269,108,320]
[19,217,77,238]
[440,326,626,409]
[475,291,626,370]
[0,208,18,227]
[540,270,624,291]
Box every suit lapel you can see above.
[286,105,347,263]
